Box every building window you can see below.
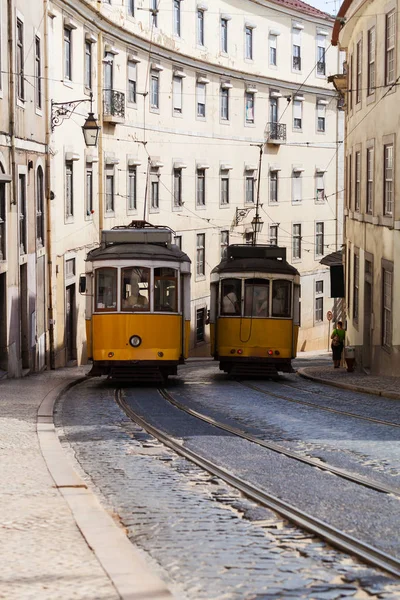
[174,235,182,249]
[315,222,324,256]
[292,224,301,260]
[245,92,254,124]
[196,307,205,342]
[197,10,204,45]
[173,75,182,114]
[36,167,44,247]
[356,40,362,104]
[220,87,229,120]
[292,171,302,202]
[173,0,181,37]
[316,280,323,294]
[270,170,278,203]
[196,233,205,276]
[85,41,92,90]
[35,36,42,108]
[173,168,182,207]
[385,11,396,85]
[348,153,352,209]
[245,231,254,245]
[293,100,302,129]
[382,267,392,347]
[150,169,159,209]
[196,168,205,206]
[220,230,229,259]
[128,165,137,211]
[316,171,325,202]
[384,144,393,216]
[105,168,114,213]
[221,18,228,53]
[196,82,206,117]
[245,175,255,204]
[317,101,326,132]
[367,27,375,95]
[315,284,323,322]
[150,72,159,109]
[366,147,374,214]
[151,0,158,27]
[85,164,93,216]
[317,34,326,75]
[64,27,72,81]
[127,60,137,103]
[269,34,277,66]
[245,27,253,59]
[353,253,359,323]
[349,55,353,111]
[220,170,229,205]
[127,0,134,16]
[65,161,73,218]
[292,27,301,70]
[19,174,27,253]
[269,224,278,245]
[16,19,24,100]
[355,151,361,212]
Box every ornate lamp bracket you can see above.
[235,207,253,226]
[51,92,93,132]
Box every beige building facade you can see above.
[1,0,343,376]
[333,0,400,375]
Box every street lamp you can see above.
[51,92,100,147]
[251,214,264,234]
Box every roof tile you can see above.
[269,0,333,20]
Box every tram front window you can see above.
[154,268,177,312]
[221,279,241,315]
[272,280,291,317]
[95,268,117,311]
[122,267,150,311]
[244,279,270,317]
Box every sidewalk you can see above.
[0,367,173,600]
[298,364,400,400]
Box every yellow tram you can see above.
[210,245,300,377]
[81,221,191,382]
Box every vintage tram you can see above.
[210,245,300,377]
[81,222,191,382]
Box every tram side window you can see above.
[272,280,291,317]
[221,279,241,315]
[121,267,150,311]
[244,279,270,317]
[154,268,177,312]
[95,268,117,311]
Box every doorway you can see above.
[0,273,6,371]
[20,264,30,369]
[65,284,76,363]
[363,259,373,370]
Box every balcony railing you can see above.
[317,60,326,76]
[266,122,287,144]
[103,89,125,122]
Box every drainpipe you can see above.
[43,1,55,369]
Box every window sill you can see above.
[63,79,74,89]
[36,246,46,258]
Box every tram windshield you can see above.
[244,279,270,317]
[272,280,291,317]
[154,268,177,312]
[221,279,241,315]
[95,268,117,311]
[121,267,150,311]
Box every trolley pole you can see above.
[251,143,264,246]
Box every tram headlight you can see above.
[129,335,142,348]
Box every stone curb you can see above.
[37,377,174,600]
[297,368,400,401]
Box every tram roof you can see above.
[86,242,191,264]
[212,245,299,276]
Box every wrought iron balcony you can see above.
[317,60,326,76]
[266,122,286,144]
[103,89,125,123]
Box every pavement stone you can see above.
[0,368,118,600]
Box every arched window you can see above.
[0,163,6,261]
[36,166,44,248]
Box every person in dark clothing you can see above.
[331,320,345,368]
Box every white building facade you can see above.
[1,0,343,375]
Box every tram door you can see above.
[66,284,76,363]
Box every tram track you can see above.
[116,388,400,578]
[241,381,400,429]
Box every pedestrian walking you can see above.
[331,321,345,368]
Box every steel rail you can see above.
[241,381,400,428]
[116,389,400,578]
[157,388,400,497]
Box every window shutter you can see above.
[173,76,182,111]
[128,61,136,81]
[196,82,205,104]
[293,100,302,119]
